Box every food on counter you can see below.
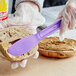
[0,26,38,61]
[38,37,76,58]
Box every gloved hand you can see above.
[11,51,39,69]
[0,2,45,34]
[0,2,45,69]
[57,0,76,36]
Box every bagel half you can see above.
[38,37,76,58]
[0,26,38,62]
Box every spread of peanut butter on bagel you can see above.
[0,26,38,61]
[38,37,76,58]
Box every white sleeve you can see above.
[15,0,44,11]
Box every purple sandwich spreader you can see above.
[8,20,61,56]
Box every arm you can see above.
[57,0,76,36]
[15,0,45,12]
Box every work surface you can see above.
[0,5,76,76]
[0,55,76,76]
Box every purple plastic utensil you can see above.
[8,20,61,56]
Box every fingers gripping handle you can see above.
[37,20,61,40]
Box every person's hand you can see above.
[11,51,39,69]
[0,2,45,69]
[57,0,76,36]
[0,2,45,34]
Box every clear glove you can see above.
[0,2,44,69]
[57,0,76,36]
[0,2,45,34]
[11,51,39,69]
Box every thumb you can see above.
[57,7,65,20]
[0,16,23,28]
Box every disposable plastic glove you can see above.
[11,51,39,69]
[0,2,45,34]
[58,0,76,36]
[0,2,45,69]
